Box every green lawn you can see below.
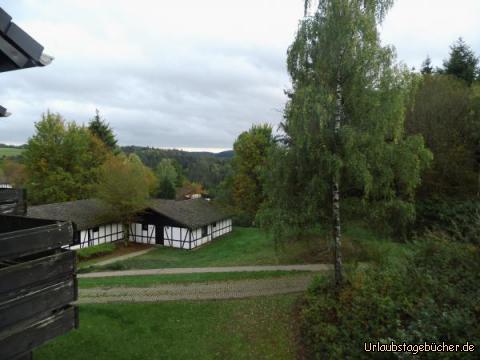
[77,243,116,261]
[82,225,394,273]
[78,271,312,288]
[0,147,23,157]
[35,295,299,360]
[82,227,328,272]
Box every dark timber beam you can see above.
[0,104,11,117]
[0,7,53,73]
[0,6,53,117]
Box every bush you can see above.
[232,211,255,227]
[416,199,480,245]
[300,233,480,359]
[341,198,416,241]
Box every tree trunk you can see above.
[477,167,480,198]
[123,222,130,246]
[333,79,343,288]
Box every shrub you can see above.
[300,233,480,359]
[416,199,480,245]
[232,210,254,227]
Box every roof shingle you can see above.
[149,198,229,228]
[27,199,109,231]
[26,198,230,230]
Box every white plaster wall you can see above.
[163,226,191,248]
[71,223,124,249]
[130,223,156,244]
[113,223,123,241]
[199,219,232,244]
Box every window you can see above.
[213,222,217,228]
[92,226,99,233]
[202,226,208,237]
[142,224,149,231]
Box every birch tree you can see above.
[258,0,431,287]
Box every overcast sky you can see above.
[1,0,479,152]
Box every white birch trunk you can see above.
[333,78,343,287]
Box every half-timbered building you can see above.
[130,199,232,249]
[26,198,232,250]
[27,199,123,249]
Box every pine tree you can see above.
[88,109,118,150]
[442,38,479,85]
[421,55,434,75]
[258,0,431,287]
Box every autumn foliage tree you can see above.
[95,153,156,243]
[23,112,109,204]
[1,159,27,187]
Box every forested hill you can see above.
[121,146,234,160]
[121,146,233,190]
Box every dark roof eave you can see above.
[145,206,220,229]
[0,7,53,72]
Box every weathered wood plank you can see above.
[0,277,76,330]
[0,306,77,360]
[0,215,60,234]
[0,221,73,260]
[0,189,25,216]
[0,202,26,216]
[0,189,24,203]
[11,352,32,360]
[0,250,75,299]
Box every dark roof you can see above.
[148,198,230,228]
[27,199,109,231]
[26,198,230,231]
[0,7,53,73]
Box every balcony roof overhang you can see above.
[1,7,53,117]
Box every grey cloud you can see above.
[2,0,478,150]
[1,39,288,148]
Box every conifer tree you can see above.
[88,109,118,150]
[421,55,434,75]
[442,38,479,85]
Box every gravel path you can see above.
[77,274,318,304]
[78,264,332,278]
[91,247,156,267]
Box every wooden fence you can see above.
[0,214,78,359]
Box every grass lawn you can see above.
[77,242,152,270]
[0,147,24,157]
[344,224,411,265]
[83,225,397,273]
[82,227,325,272]
[35,295,299,360]
[77,243,116,261]
[78,271,312,288]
